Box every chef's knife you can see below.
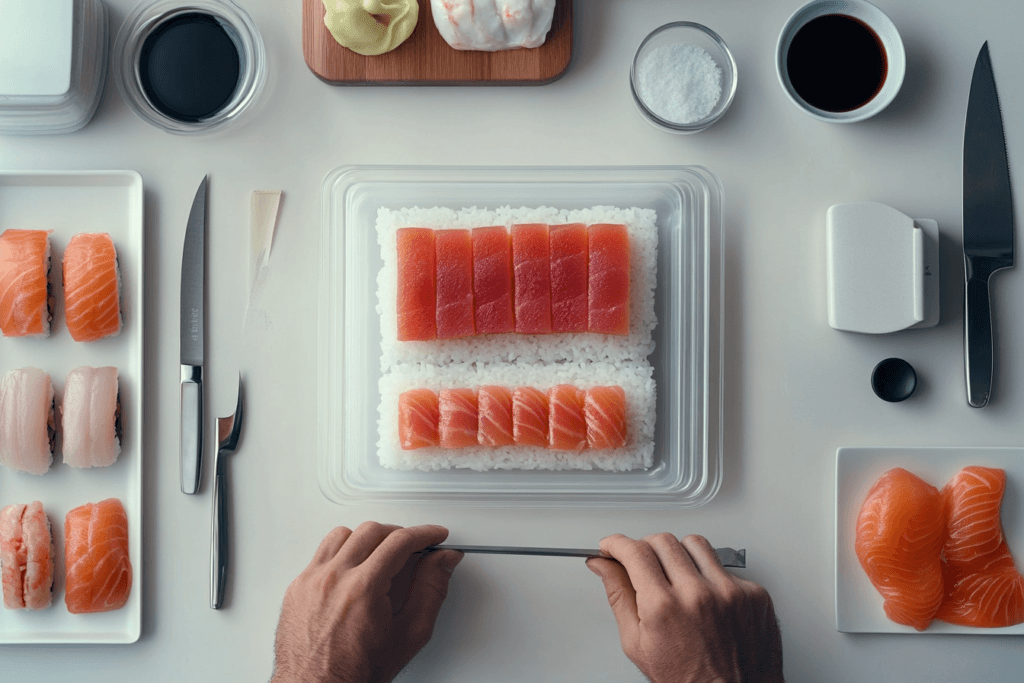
[963,43,1014,408]
[425,545,747,568]
[181,176,207,493]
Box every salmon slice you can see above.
[396,228,436,341]
[1,501,52,610]
[478,386,514,447]
[472,226,514,334]
[585,386,627,449]
[439,388,478,448]
[398,389,439,450]
[63,233,122,342]
[548,384,587,451]
[512,223,551,334]
[512,386,548,447]
[549,224,588,333]
[937,466,1024,627]
[435,229,475,339]
[854,467,944,631]
[587,224,630,335]
[0,229,51,338]
[65,498,132,614]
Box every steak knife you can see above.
[963,43,1014,408]
[181,176,207,493]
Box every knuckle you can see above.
[356,520,385,535]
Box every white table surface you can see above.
[3,0,1024,680]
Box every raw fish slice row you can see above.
[399,384,627,451]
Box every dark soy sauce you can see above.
[139,12,241,122]
[786,14,887,112]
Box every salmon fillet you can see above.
[65,498,132,614]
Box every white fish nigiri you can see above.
[430,0,556,51]
[61,366,120,468]
[0,368,54,475]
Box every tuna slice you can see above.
[548,384,587,451]
[854,467,944,631]
[512,386,548,447]
[512,223,551,334]
[439,388,479,448]
[398,389,440,450]
[0,229,51,338]
[585,386,627,449]
[65,498,132,614]
[478,385,514,447]
[549,223,588,333]
[63,233,123,342]
[472,226,514,334]
[435,229,475,339]
[587,223,630,335]
[396,228,436,341]
[938,466,1024,627]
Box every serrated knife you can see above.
[181,176,207,493]
[964,43,1014,408]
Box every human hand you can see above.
[271,522,464,683]
[587,533,783,683]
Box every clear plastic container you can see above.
[0,0,108,135]
[317,166,724,508]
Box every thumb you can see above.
[397,550,463,649]
[586,558,640,646]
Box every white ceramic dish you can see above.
[776,0,905,123]
[835,447,1024,634]
[0,171,143,644]
[317,165,723,508]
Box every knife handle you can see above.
[181,365,203,493]
[965,276,994,408]
[211,452,228,609]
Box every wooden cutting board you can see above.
[302,0,573,85]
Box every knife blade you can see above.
[424,545,747,568]
[963,42,1014,408]
[181,176,207,493]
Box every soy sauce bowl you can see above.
[776,0,904,123]
[630,22,737,134]
[113,0,266,135]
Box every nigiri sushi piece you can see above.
[548,384,587,451]
[0,367,56,475]
[855,468,944,631]
[439,388,478,448]
[396,228,436,341]
[62,366,122,468]
[472,226,515,334]
[512,223,552,334]
[587,223,630,335]
[63,233,122,342]
[512,386,548,447]
[65,498,132,614]
[0,229,53,338]
[435,229,475,339]
[585,386,627,449]
[398,389,440,450]
[549,224,588,333]
[1,501,54,610]
[478,385,514,447]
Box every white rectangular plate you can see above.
[0,171,143,644]
[836,446,1024,634]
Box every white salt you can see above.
[636,43,723,124]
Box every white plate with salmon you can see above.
[0,171,142,644]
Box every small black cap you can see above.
[871,358,917,402]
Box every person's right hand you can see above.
[587,533,783,683]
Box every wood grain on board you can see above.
[302,0,573,85]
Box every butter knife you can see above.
[425,545,746,568]
[181,176,207,493]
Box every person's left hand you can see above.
[271,522,464,683]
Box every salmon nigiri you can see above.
[63,233,122,342]
[855,468,945,631]
[65,498,132,614]
[0,229,53,338]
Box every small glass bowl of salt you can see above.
[631,22,737,134]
